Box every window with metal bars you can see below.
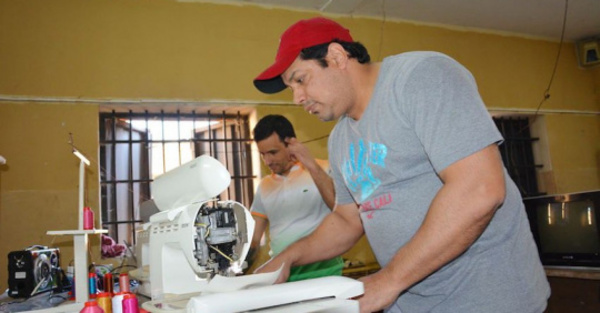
[99,110,254,249]
[493,116,544,198]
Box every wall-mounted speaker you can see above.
[576,37,600,68]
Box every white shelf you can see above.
[43,229,107,307]
[47,229,108,236]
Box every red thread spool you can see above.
[103,273,114,295]
[79,300,104,313]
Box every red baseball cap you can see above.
[254,17,353,94]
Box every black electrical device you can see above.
[7,246,60,298]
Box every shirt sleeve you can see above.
[398,55,503,173]
[250,184,268,219]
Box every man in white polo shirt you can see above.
[248,114,343,281]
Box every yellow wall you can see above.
[0,102,101,291]
[545,113,600,192]
[1,0,599,291]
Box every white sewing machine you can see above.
[136,155,364,313]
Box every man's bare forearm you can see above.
[255,203,363,277]
[305,161,335,209]
[285,137,336,209]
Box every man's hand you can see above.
[254,256,292,284]
[285,137,314,167]
[358,270,401,313]
[285,136,336,209]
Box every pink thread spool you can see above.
[80,300,104,313]
[83,207,94,230]
[122,294,139,313]
[118,273,130,293]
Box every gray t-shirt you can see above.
[329,52,550,313]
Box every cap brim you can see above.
[254,76,286,94]
[254,52,299,94]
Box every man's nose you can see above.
[262,154,273,164]
[292,89,306,105]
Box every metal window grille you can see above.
[99,110,254,247]
[493,116,544,198]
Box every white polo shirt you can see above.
[251,159,332,256]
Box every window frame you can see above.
[493,115,545,198]
[98,109,255,248]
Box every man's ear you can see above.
[326,42,349,69]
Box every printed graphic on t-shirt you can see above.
[342,139,388,202]
[360,193,393,219]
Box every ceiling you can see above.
[193,0,600,42]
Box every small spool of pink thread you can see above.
[83,207,94,230]
[79,300,103,313]
[118,273,130,293]
[122,294,139,313]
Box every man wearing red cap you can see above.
[253,17,550,313]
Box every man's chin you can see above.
[316,114,333,122]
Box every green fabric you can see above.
[287,256,344,282]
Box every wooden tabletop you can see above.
[544,266,600,280]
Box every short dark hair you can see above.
[253,114,296,143]
[299,39,371,68]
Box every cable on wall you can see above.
[529,0,569,125]
[377,0,387,61]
